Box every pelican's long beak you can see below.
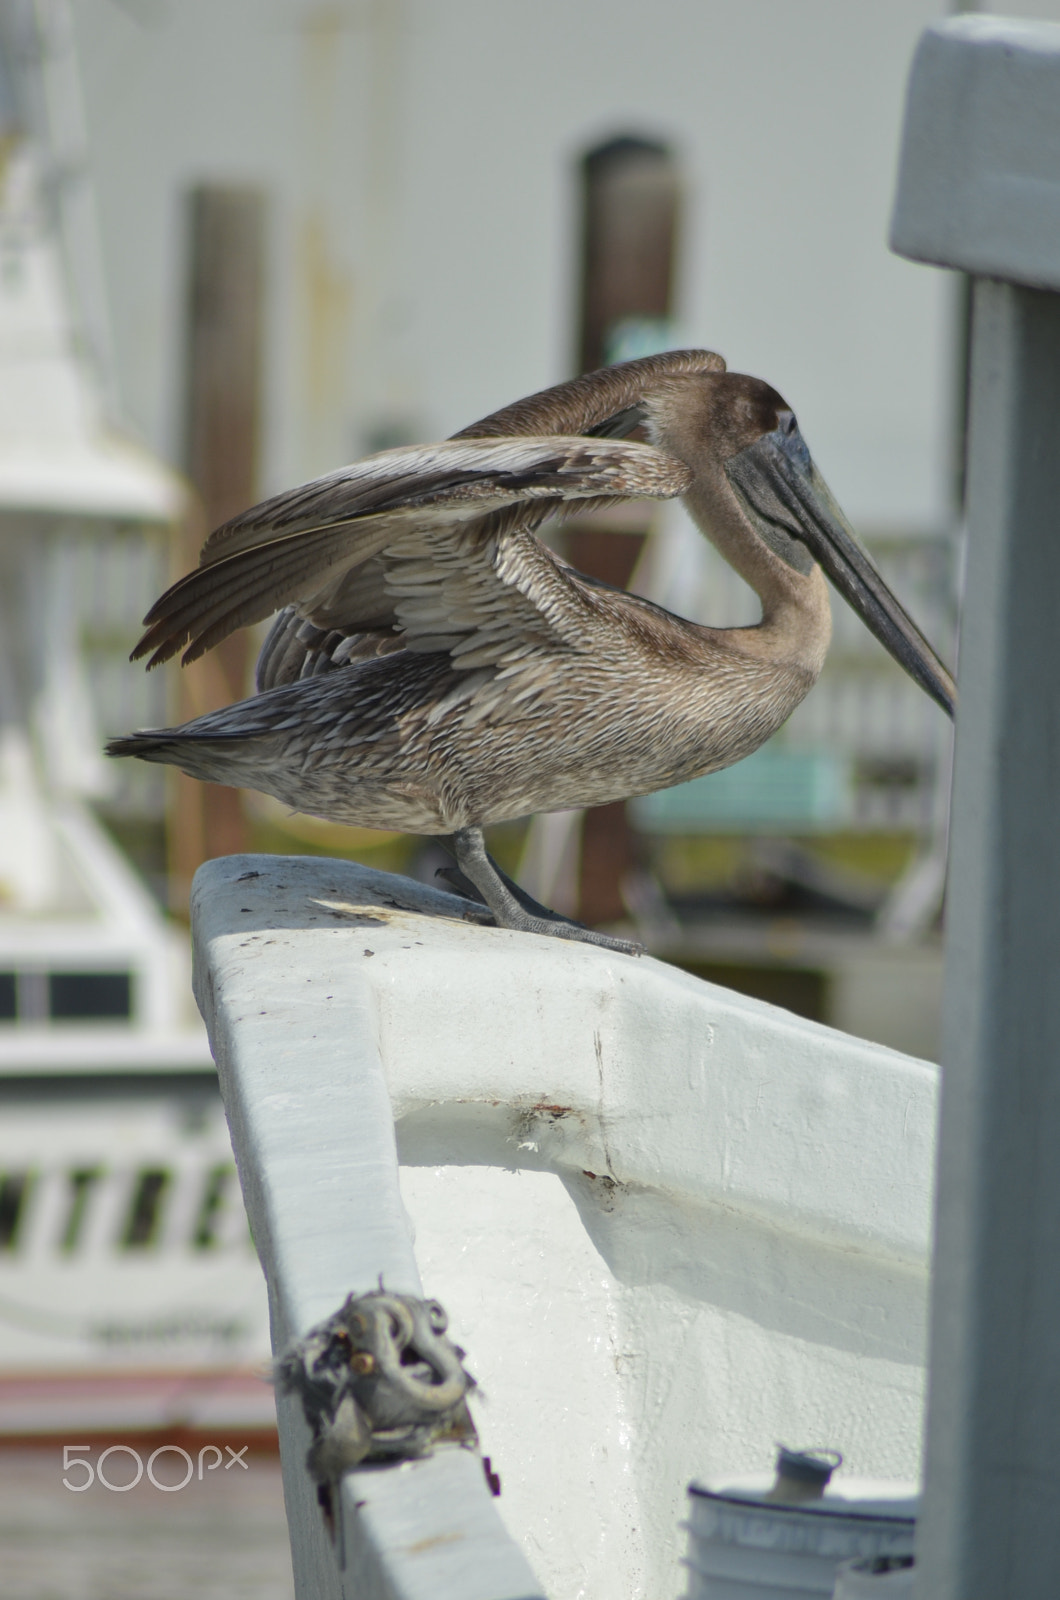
[726,416,956,717]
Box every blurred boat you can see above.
[0,81,273,1443]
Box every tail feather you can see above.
[106,699,280,762]
[105,729,232,770]
[105,725,270,790]
[106,681,305,777]
[105,732,177,761]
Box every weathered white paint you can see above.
[891,18,1060,1600]
[192,854,935,1600]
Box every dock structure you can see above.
[890,16,1060,1600]
[192,853,935,1599]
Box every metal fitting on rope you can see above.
[275,1289,479,1482]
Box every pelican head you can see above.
[596,368,956,718]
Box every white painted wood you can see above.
[192,854,935,1600]
[891,18,1060,1600]
[191,857,545,1600]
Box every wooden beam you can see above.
[169,185,266,912]
[568,136,680,927]
[577,135,679,376]
[890,23,1060,1596]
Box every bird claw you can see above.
[490,906,644,956]
[435,864,639,950]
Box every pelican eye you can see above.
[773,412,813,474]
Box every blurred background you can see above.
[69,0,973,1051]
[0,0,1057,1591]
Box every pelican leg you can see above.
[447,827,643,956]
[440,838,582,921]
[434,862,489,906]
[436,855,568,923]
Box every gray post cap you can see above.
[890,14,1060,290]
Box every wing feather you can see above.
[133,436,689,671]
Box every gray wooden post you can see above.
[890,17,1060,1598]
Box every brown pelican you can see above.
[107,350,955,955]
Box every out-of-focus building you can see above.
[75,0,955,510]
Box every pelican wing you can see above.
[132,436,689,671]
[452,348,725,438]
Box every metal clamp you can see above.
[276,1289,479,1482]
